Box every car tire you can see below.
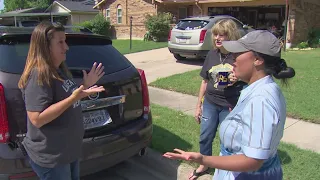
[173,54,186,61]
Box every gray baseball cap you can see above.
[222,30,281,57]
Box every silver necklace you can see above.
[219,52,230,64]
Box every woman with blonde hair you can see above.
[191,19,246,179]
[18,21,105,180]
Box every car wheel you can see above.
[173,54,186,61]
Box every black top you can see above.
[200,49,246,107]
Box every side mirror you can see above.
[243,24,249,29]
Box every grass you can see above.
[150,48,320,123]
[112,39,167,54]
[150,104,320,180]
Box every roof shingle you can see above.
[55,0,98,12]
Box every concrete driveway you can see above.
[125,48,203,84]
[81,48,211,180]
[82,148,180,180]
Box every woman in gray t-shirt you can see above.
[18,22,105,180]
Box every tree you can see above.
[3,0,51,12]
[29,0,52,9]
[4,0,30,12]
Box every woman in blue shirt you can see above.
[163,30,295,180]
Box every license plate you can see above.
[83,109,112,130]
[177,38,187,43]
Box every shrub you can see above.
[77,13,111,37]
[296,41,309,49]
[308,28,320,48]
[91,13,111,36]
[144,12,172,42]
[78,20,93,31]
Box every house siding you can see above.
[156,4,195,20]
[101,0,157,39]
[98,1,202,39]
[51,5,69,13]
[71,13,96,24]
[288,0,320,44]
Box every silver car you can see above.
[168,15,252,60]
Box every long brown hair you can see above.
[18,21,71,89]
[211,19,241,49]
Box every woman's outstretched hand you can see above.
[83,62,105,88]
[163,149,204,164]
[72,85,105,100]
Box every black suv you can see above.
[0,27,152,179]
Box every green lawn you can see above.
[150,104,320,180]
[150,48,320,123]
[112,39,167,54]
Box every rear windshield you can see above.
[175,20,209,30]
[0,35,131,74]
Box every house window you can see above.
[117,5,122,24]
[105,7,110,22]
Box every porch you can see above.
[0,12,71,27]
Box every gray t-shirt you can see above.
[22,69,84,168]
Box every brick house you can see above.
[93,0,199,39]
[93,0,320,45]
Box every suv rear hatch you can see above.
[0,33,149,144]
[170,19,210,45]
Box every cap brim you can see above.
[222,41,249,53]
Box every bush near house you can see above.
[144,12,172,42]
[294,28,320,49]
[296,41,309,49]
[308,28,320,48]
[77,13,111,37]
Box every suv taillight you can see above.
[200,29,207,43]
[168,29,172,41]
[137,69,150,116]
[0,83,9,143]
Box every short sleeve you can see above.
[240,96,279,160]
[23,71,53,112]
[200,51,211,80]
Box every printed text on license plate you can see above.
[83,110,112,130]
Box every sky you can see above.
[0,0,3,11]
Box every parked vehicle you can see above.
[0,26,152,179]
[168,15,253,60]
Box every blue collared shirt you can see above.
[219,75,287,160]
